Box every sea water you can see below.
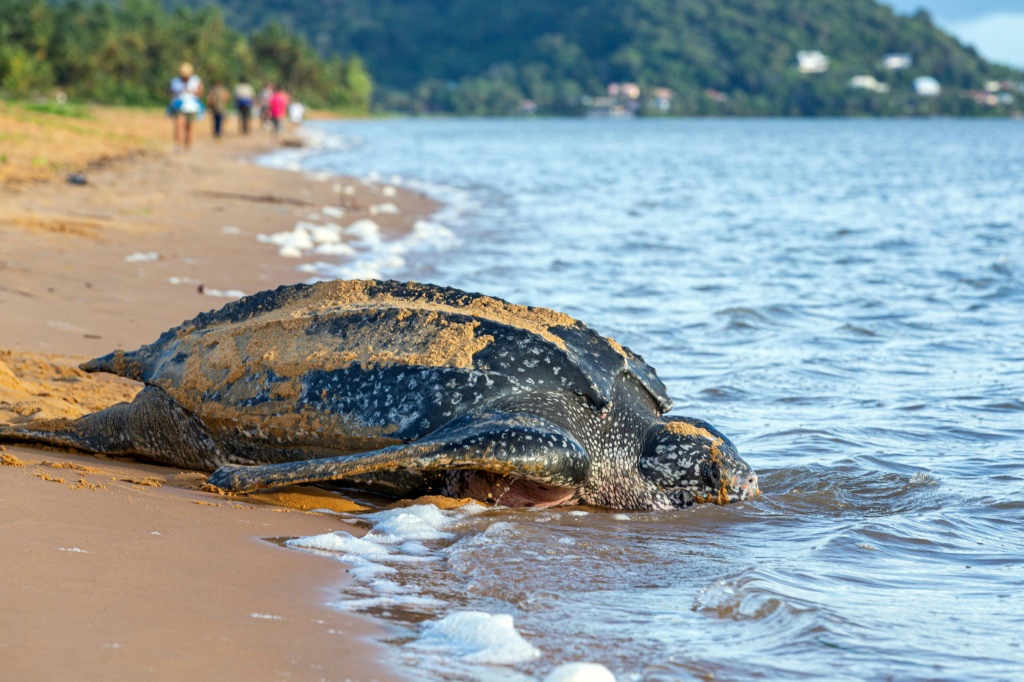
[261,118,1024,680]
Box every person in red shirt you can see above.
[268,87,290,142]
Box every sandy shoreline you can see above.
[1,110,435,680]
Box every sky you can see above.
[885,0,1024,67]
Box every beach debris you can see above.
[322,206,345,218]
[381,186,398,197]
[169,276,200,286]
[66,173,88,185]
[124,252,160,263]
[249,613,287,620]
[221,226,242,235]
[58,547,90,553]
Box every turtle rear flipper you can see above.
[206,410,590,503]
[0,385,221,471]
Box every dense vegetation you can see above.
[0,0,372,109]
[167,0,1023,116]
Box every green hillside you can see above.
[0,0,372,109]
[164,0,1023,116]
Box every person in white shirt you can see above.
[169,62,204,151]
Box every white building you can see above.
[797,50,830,74]
[882,53,913,70]
[849,75,890,93]
[913,76,941,96]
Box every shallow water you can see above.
[267,118,1024,680]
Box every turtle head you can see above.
[639,416,758,508]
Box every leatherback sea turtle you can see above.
[0,280,758,509]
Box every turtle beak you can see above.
[734,470,760,500]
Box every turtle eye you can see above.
[702,462,722,489]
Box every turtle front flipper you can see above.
[206,410,590,506]
[0,385,222,471]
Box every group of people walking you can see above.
[167,62,304,151]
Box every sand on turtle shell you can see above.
[284,279,581,351]
[664,419,721,444]
[665,420,734,505]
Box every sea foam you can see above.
[411,611,540,665]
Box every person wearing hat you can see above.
[168,62,204,151]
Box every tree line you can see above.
[0,0,372,110]
[166,0,1023,116]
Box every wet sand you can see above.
[0,108,435,680]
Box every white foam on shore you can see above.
[369,202,400,216]
[202,288,246,298]
[252,128,466,282]
[288,503,543,665]
[287,505,479,620]
[411,611,540,665]
[252,203,459,280]
[544,663,616,682]
[287,502,616,677]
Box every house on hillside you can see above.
[882,53,913,70]
[650,87,673,112]
[608,82,641,100]
[913,76,941,96]
[849,75,890,93]
[582,96,633,118]
[797,50,829,74]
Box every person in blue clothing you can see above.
[168,62,204,152]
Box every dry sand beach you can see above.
[0,105,437,680]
